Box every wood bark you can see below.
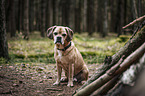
[87,0,94,36]
[23,0,29,40]
[69,0,75,30]
[0,0,9,59]
[102,0,108,37]
[75,0,81,33]
[40,0,46,37]
[74,42,145,96]
[18,0,23,33]
[29,0,35,32]
[74,25,145,94]
[5,0,16,37]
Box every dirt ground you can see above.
[0,63,100,96]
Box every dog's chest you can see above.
[56,50,75,65]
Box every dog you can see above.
[47,26,89,87]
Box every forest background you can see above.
[0,0,145,95]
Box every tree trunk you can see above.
[23,0,29,40]
[61,0,69,26]
[18,0,24,33]
[40,0,46,37]
[52,0,56,25]
[35,0,41,31]
[29,0,34,32]
[0,0,9,59]
[48,0,53,27]
[93,0,98,32]
[115,0,124,36]
[5,0,16,37]
[82,0,87,32]
[10,0,16,37]
[75,0,81,33]
[87,0,94,36]
[97,0,103,33]
[74,25,145,94]
[69,0,75,30]
[102,0,108,37]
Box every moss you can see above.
[117,35,130,43]
[14,53,25,59]
[0,58,7,64]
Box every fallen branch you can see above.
[46,88,63,91]
[122,15,145,29]
[74,43,145,96]
[91,75,120,96]
[74,25,145,94]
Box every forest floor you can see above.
[0,32,128,96]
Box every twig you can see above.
[129,20,145,41]
[122,15,145,29]
[46,88,63,91]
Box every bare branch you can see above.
[122,15,145,29]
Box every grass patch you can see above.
[8,32,127,64]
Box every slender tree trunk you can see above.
[23,0,29,40]
[69,0,74,30]
[10,0,16,37]
[35,0,41,31]
[102,0,108,37]
[18,0,24,33]
[52,0,56,25]
[75,0,81,33]
[87,0,94,36]
[40,0,46,37]
[48,0,53,26]
[97,0,103,33]
[131,0,138,32]
[5,0,16,37]
[94,0,98,32]
[29,0,34,32]
[82,0,87,32]
[115,0,124,36]
[0,0,9,59]
[57,0,62,25]
[61,0,69,26]
[137,0,141,17]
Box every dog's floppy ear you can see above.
[65,27,74,42]
[46,26,57,39]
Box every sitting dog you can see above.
[47,26,89,87]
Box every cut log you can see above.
[74,25,145,94]
[74,43,145,96]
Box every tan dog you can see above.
[47,26,89,87]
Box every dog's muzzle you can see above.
[55,36,63,44]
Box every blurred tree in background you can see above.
[4,0,145,38]
[0,0,9,59]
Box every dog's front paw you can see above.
[53,81,60,86]
[67,82,74,87]
[60,77,68,82]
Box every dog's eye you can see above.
[54,32,58,35]
[62,34,66,37]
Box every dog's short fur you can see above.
[47,26,89,87]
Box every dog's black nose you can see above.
[56,36,62,44]
[57,37,61,41]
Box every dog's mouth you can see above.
[54,37,64,45]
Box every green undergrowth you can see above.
[7,32,128,65]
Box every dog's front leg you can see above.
[67,63,74,87]
[53,64,62,86]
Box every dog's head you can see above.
[47,26,73,45]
